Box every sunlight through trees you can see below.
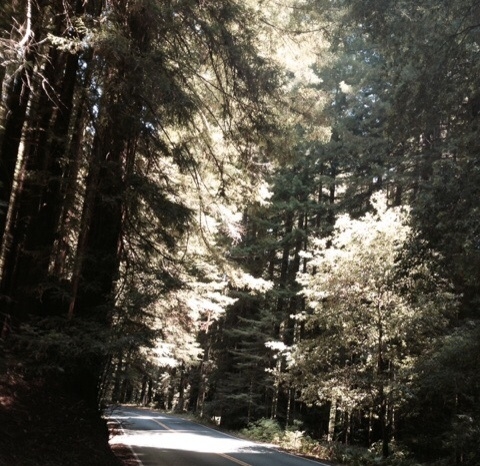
[1,1,480,465]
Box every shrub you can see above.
[240,418,283,442]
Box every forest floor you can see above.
[0,350,123,466]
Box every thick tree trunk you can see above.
[0,0,48,240]
[66,130,124,407]
[0,66,7,144]
[0,0,83,319]
[51,86,88,276]
[73,137,124,320]
[71,60,139,321]
[195,340,211,417]
[0,46,64,315]
[29,51,80,253]
[147,378,154,405]
[0,67,33,240]
[176,366,187,412]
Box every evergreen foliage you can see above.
[1,1,480,465]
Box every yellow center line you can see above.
[219,453,252,466]
[151,418,172,430]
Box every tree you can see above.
[340,0,480,282]
[408,323,480,465]
[331,2,480,461]
[0,0,282,426]
[295,192,456,456]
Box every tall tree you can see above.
[0,0,281,416]
[296,192,456,456]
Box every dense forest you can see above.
[1,0,479,465]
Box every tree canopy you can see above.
[1,1,480,465]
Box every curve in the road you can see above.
[108,406,329,466]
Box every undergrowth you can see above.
[239,418,425,466]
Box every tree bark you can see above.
[327,398,337,442]
[0,0,48,239]
[0,45,65,315]
[0,66,34,240]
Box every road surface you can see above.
[108,406,329,466]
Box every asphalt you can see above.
[107,406,330,466]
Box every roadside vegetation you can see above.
[239,418,420,466]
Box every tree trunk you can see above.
[71,118,125,320]
[285,385,294,427]
[0,0,48,239]
[50,85,88,276]
[327,398,337,442]
[140,375,148,406]
[377,321,390,457]
[196,340,211,417]
[247,377,254,425]
[0,0,85,321]
[111,352,124,404]
[271,356,282,419]
[0,45,67,317]
[0,66,34,240]
[379,384,390,458]
[368,408,373,446]
[176,365,187,412]
[147,378,154,405]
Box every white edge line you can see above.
[276,447,331,466]
[109,415,144,466]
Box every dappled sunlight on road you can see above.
[111,429,262,453]
[109,414,266,455]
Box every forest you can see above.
[0,0,479,465]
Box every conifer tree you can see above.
[0,0,281,416]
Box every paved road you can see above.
[108,406,329,466]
